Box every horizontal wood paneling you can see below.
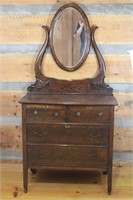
[0,126,22,150]
[0,1,133,157]
[0,91,133,119]
[1,4,133,16]
[1,44,132,54]
[0,125,133,151]
[1,83,133,92]
[1,15,133,44]
[1,151,133,162]
[0,91,23,119]
[114,128,133,151]
[114,93,133,119]
[0,0,133,4]
[0,54,132,83]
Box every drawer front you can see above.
[26,105,66,123]
[68,106,110,123]
[28,145,108,168]
[27,124,108,146]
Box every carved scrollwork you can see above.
[27,3,113,95]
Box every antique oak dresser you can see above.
[19,3,117,195]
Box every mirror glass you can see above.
[52,7,88,70]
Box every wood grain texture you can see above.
[0,126,133,151]
[1,4,132,16]
[0,91,133,153]
[1,15,133,44]
[0,0,133,4]
[1,163,133,199]
[0,126,22,150]
[114,128,133,151]
[1,44,132,55]
[0,92,133,118]
[114,93,133,119]
[0,55,132,83]
[0,1,133,159]
[0,91,25,116]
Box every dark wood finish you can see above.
[49,3,91,72]
[20,94,117,105]
[27,124,109,145]
[22,104,28,193]
[20,96,117,194]
[28,145,108,168]
[27,2,112,94]
[108,106,115,195]
[19,2,118,195]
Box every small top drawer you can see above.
[26,104,66,123]
[68,106,110,123]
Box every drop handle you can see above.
[35,153,47,158]
[97,112,103,117]
[33,110,38,115]
[90,133,100,138]
[34,132,48,137]
[36,153,46,158]
[89,154,98,160]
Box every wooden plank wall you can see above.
[0,0,133,161]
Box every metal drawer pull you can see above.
[43,105,49,109]
[65,125,70,128]
[54,112,59,117]
[76,112,81,116]
[89,154,98,160]
[98,112,103,117]
[86,106,93,110]
[33,110,38,115]
[90,133,100,138]
[34,132,48,136]
[35,153,47,158]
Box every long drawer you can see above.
[26,104,110,124]
[27,123,108,146]
[28,145,108,168]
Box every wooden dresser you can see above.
[19,3,117,195]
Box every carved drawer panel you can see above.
[68,106,110,123]
[26,105,66,123]
[27,123,108,146]
[28,145,108,168]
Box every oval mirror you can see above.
[49,3,91,72]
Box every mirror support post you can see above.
[27,26,50,91]
[90,25,111,90]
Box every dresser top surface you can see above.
[19,94,117,106]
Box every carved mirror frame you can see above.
[28,3,112,95]
[49,3,91,72]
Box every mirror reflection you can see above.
[53,8,87,68]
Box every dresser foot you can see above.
[31,169,37,174]
[108,191,112,195]
[103,171,108,175]
[24,188,28,193]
